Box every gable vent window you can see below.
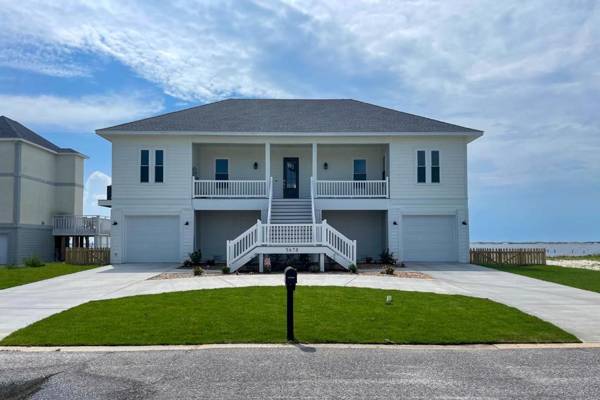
[431,150,440,183]
[215,159,229,180]
[140,150,150,183]
[155,150,164,183]
[416,150,426,183]
[353,159,367,181]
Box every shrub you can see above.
[348,264,358,274]
[182,259,193,268]
[379,249,397,265]
[365,257,373,264]
[309,264,320,273]
[382,265,395,275]
[193,266,204,276]
[189,250,202,266]
[222,266,230,274]
[23,256,44,268]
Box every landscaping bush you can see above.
[365,257,373,264]
[189,250,202,266]
[349,264,358,274]
[182,259,193,268]
[222,266,230,274]
[382,265,395,275]
[379,249,397,265]
[23,256,44,268]
[193,266,204,276]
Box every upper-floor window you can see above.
[416,150,440,184]
[416,150,426,183]
[140,150,150,183]
[155,150,164,183]
[215,159,229,180]
[353,159,367,181]
[431,150,440,183]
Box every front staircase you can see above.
[226,177,357,272]
[269,199,313,224]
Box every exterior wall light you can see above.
[253,162,258,170]
[112,221,118,226]
[185,221,189,226]
[462,221,468,225]
[323,162,328,170]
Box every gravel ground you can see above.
[547,259,600,271]
[1,347,600,399]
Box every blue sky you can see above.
[1,0,599,241]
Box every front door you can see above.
[283,157,299,198]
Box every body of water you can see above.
[470,242,600,257]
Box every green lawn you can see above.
[0,263,98,290]
[548,254,600,261]
[484,264,600,294]
[0,286,577,346]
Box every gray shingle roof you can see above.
[97,99,481,134]
[0,116,82,154]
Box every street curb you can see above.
[1,342,599,353]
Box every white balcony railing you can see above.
[193,178,268,198]
[52,215,111,236]
[315,178,389,198]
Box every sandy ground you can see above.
[548,259,600,271]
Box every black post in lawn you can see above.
[284,266,297,341]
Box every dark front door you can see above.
[283,157,299,198]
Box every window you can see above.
[154,150,164,183]
[431,150,440,183]
[140,150,149,183]
[215,159,229,180]
[353,159,367,181]
[417,150,426,183]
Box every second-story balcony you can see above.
[193,179,268,198]
[314,177,389,198]
[52,215,111,236]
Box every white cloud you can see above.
[0,93,163,132]
[83,170,111,217]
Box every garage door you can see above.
[402,215,457,262]
[125,216,179,263]
[0,234,7,265]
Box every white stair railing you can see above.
[321,219,356,265]
[227,221,261,266]
[310,176,316,224]
[227,220,357,270]
[267,177,273,223]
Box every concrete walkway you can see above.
[1,262,600,342]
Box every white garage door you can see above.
[403,215,457,262]
[0,234,7,265]
[125,216,179,263]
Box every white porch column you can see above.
[259,253,264,273]
[319,253,325,272]
[265,142,271,181]
[312,143,317,179]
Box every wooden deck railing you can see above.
[53,215,111,236]
[65,247,110,265]
[470,248,546,266]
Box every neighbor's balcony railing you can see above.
[314,177,389,198]
[52,215,111,236]
[193,178,268,198]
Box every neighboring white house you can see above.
[0,116,109,265]
[97,99,482,270]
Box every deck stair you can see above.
[269,199,313,224]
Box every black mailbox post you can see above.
[284,266,297,341]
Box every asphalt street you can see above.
[1,347,600,399]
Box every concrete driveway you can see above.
[1,262,600,342]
